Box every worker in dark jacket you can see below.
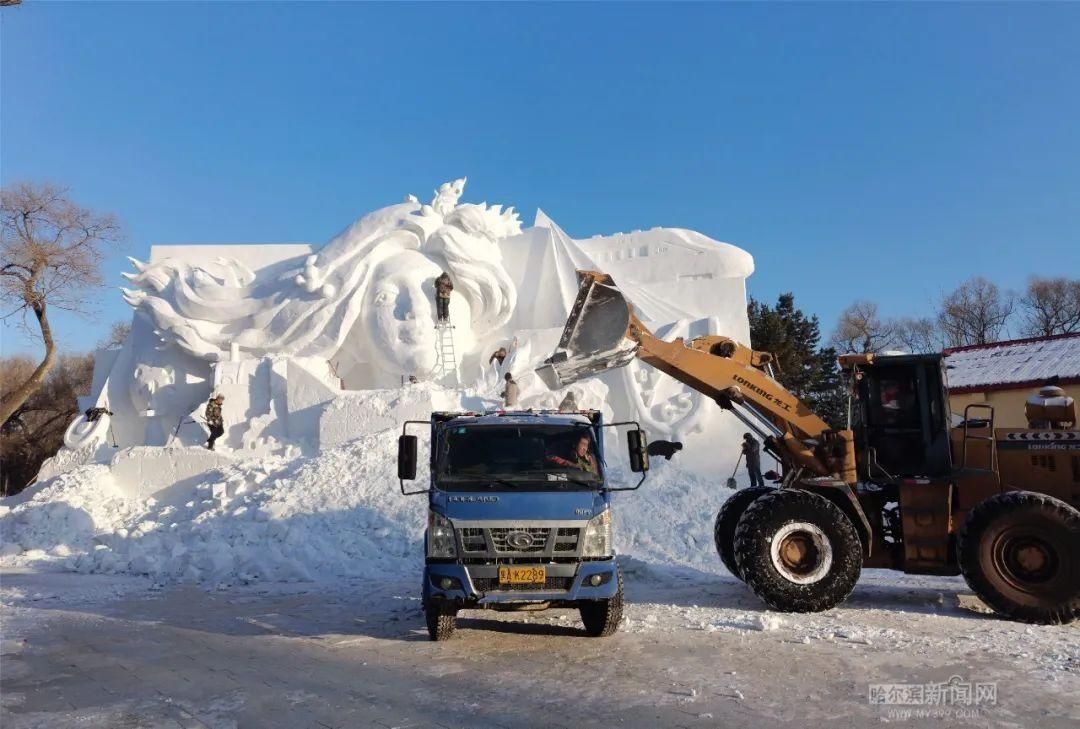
[205,394,225,450]
[434,272,453,322]
[741,432,764,488]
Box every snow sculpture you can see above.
[62,412,112,451]
[497,215,755,470]
[121,179,518,386]
[130,364,175,414]
[53,178,754,477]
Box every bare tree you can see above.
[1,353,94,494]
[0,183,123,428]
[97,320,132,350]
[0,357,36,417]
[1018,277,1080,337]
[936,277,1014,348]
[830,300,895,353]
[892,316,942,354]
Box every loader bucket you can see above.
[536,271,640,390]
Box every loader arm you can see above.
[537,271,856,484]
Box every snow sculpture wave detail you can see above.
[121,179,519,381]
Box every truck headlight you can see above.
[582,510,612,557]
[427,511,457,558]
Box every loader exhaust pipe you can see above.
[536,271,640,390]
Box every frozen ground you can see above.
[3,563,1077,729]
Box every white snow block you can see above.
[318,386,456,448]
[108,447,235,504]
[285,358,342,441]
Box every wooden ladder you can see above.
[435,322,457,381]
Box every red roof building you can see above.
[944,333,1080,427]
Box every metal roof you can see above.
[943,333,1080,393]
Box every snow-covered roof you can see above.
[944,333,1080,393]
[444,412,595,426]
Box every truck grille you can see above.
[472,577,574,592]
[459,528,486,553]
[456,526,581,556]
[554,527,580,553]
[490,527,550,554]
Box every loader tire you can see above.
[580,569,624,637]
[958,491,1079,625]
[425,600,458,641]
[734,489,862,613]
[714,486,773,580]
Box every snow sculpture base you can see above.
[319,384,463,450]
[108,447,240,504]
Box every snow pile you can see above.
[1,427,732,584]
[0,466,133,561]
[1,432,428,584]
[613,462,731,571]
[752,614,785,631]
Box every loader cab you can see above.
[845,354,953,481]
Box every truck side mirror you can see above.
[627,429,650,473]
[398,435,418,480]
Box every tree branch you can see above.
[0,182,124,426]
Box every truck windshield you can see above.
[436,424,602,491]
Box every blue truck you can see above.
[397,409,679,640]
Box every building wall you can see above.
[950,383,1080,428]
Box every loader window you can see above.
[857,358,953,479]
[866,372,923,474]
[871,376,919,428]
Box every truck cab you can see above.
[397,409,655,640]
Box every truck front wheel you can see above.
[958,491,1079,625]
[734,489,862,613]
[425,600,458,640]
[579,570,624,637]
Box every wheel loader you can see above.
[536,270,1079,624]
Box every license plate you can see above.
[498,565,546,584]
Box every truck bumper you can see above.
[423,559,620,605]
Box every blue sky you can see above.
[3,1,1078,357]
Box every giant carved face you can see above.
[364,249,442,375]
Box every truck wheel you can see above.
[714,487,773,580]
[958,491,1079,625]
[425,600,458,641]
[734,489,862,613]
[579,569,623,637]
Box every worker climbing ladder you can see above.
[435,321,457,381]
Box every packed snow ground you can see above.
[2,567,1077,728]
[0,428,728,585]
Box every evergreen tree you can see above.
[747,294,846,429]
